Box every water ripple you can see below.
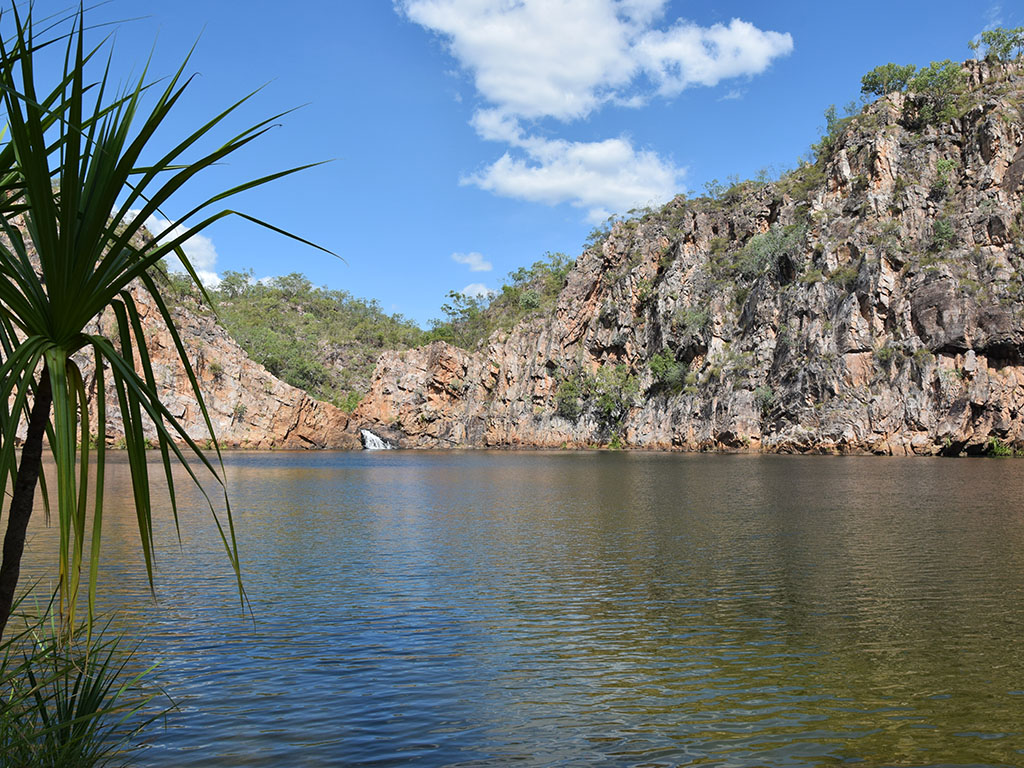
[17,452,1024,766]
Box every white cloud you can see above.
[452,251,493,271]
[402,0,636,122]
[464,132,683,223]
[461,282,493,298]
[471,108,525,144]
[399,0,792,122]
[635,19,793,97]
[617,0,665,27]
[466,111,684,219]
[400,0,790,221]
[127,210,221,287]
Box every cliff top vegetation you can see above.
[160,267,424,411]
[423,251,574,350]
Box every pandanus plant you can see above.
[0,6,328,639]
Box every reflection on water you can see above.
[19,451,1024,766]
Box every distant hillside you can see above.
[159,255,577,414]
[167,271,426,411]
[80,278,360,450]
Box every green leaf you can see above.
[0,4,319,634]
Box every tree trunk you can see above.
[0,367,52,641]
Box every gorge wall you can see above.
[355,60,1024,455]
[85,289,360,450]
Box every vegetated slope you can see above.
[167,270,426,412]
[421,252,575,350]
[173,254,574,412]
[82,280,360,450]
[356,57,1024,455]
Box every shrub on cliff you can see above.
[594,365,639,433]
[754,385,776,417]
[552,364,638,437]
[931,218,956,251]
[649,350,687,393]
[555,377,584,421]
[908,60,967,125]
[733,224,806,281]
[427,252,573,350]
[811,105,856,164]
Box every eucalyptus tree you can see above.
[860,63,917,96]
[0,6,327,639]
[969,27,1024,62]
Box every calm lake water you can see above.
[18,451,1024,766]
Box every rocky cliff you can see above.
[356,59,1024,455]
[86,288,360,450]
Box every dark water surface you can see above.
[20,451,1024,766]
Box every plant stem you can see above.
[0,367,52,641]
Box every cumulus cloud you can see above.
[399,0,792,121]
[461,282,493,298]
[452,251,493,271]
[635,19,793,97]
[471,108,525,144]
[402,0,635,121]
[399,0,790,220]
[464,133,683,223]
[127,210,221,287]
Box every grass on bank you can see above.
[0,596,165,767]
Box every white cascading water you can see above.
[360,429,394,450]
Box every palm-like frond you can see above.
[0,5,331,635]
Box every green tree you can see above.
[969,27,1024,61]
[269,272,314,299]
[649,349,687,393]
[594,364,639,432]
[908,60,967,124]
[426,251,574,350]
[735,224,806,281]
[218,269,256,299]
[811,104,853,163]
[0,7,328,639]
[860,63,917,96]
[555,376,583,421]
[426,290,491,349]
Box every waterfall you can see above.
[360,429,394,450]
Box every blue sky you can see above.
[37,1,1021,325]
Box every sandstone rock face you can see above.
[357,60,1024,455]
[86,289,359,450]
